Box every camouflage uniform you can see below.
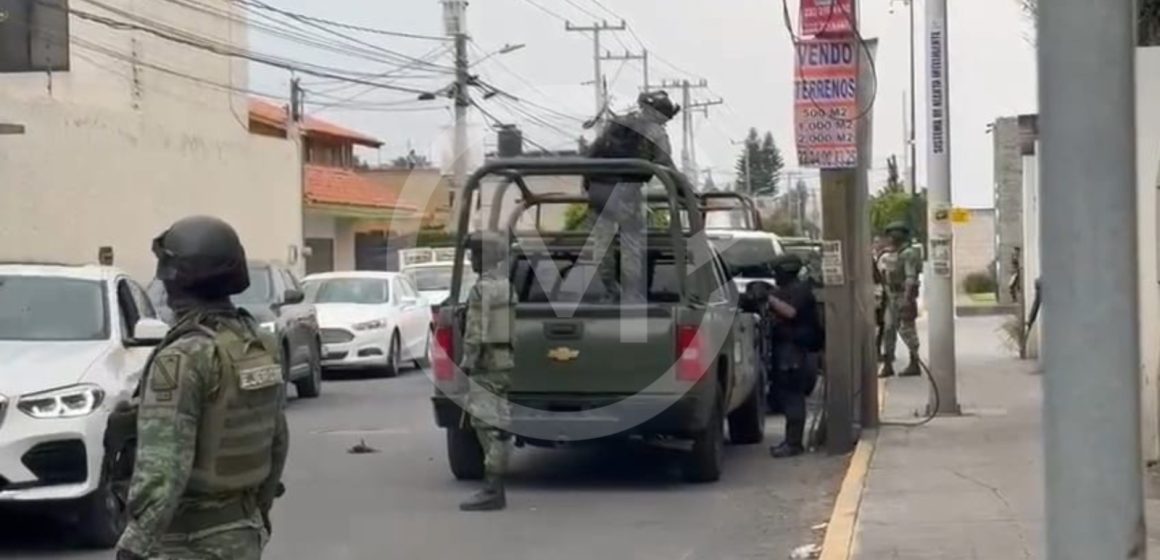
[585,108,675,302]
[878,244,923,367]
[459,238,516,511]
[117,313,288,559]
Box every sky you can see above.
[249,0,1038,209]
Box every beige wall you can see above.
[0,0,302,282]
[1136,47,1160,462]
[952,209,997,293]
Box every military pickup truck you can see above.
[429,159,765,483]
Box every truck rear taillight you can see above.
[432,325,455,381]
[676,325,708,382]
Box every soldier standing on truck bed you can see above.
[584,90,680,302]
[458,233,517,512]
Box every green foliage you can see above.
[564,203,591,231]
[963,270,998,295]
[870,189,927,245]
[734,128,785,196]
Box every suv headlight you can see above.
[259,321,277,334]
[18,384,106,419]
[352,319,387,331]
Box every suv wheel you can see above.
[446,426,485,480]
[294,340,323,399]
[684,392,725,483]
[383,332,402,378]
[728,380,766,445]
[77,449,131,549]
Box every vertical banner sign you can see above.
[794,39,859,169]
[799,0,854,37]
[926,0,952,278]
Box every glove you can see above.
[116,548,146,560]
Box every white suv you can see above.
[0,263,169,548]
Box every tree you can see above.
[390,150,432,169]
[733,128,785,196]
[1018,0,1160,45]
[702,171,719,193]
[870,188,928,245]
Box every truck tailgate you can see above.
[512,305,678,395]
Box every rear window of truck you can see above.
[511,253,725,304]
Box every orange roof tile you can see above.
[248,98,383,148]
[306,165,418,211]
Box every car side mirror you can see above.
[282,288,305,305]
[130,318,170,347]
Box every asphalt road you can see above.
[0,369,846,560]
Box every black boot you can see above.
[459,477,506,511]
[770,441,805,458]
[900,354,921,377]
[878,357,896,378]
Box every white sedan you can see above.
[303,271,430,377]
[401,261,477,307]
[0,263,170,548]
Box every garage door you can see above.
[306,238,334,274]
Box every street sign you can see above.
[794,39,858,169]
[821,240,845,286]
[951,208,971,224]
[800,0,855,37]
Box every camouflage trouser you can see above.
[467,369,512,478]
[584,182,645,303]
[151,527,267,560]
[882,292,920,359]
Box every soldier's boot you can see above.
[459,477,506,512]
[770,441,805,458]
[878,357,896,378]
[900,354,922,377]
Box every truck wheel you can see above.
[728,382,766,445]
[446,426,485,481]
[684,395,725,483]
[294,340,323,399]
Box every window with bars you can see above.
[0,0,69,73]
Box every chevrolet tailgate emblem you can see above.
[547,347,580,362]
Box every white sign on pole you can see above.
[822,240,845,286]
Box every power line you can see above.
[231,0,450,42]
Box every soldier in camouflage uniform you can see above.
[877,221,923,378]
[116,216,288,560]
[584,90,680,302]
[459,233,517,512]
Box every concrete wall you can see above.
[952,208,997,293]
[992,118,1025,304]
[1022,149,1041,359]
[0,0,301,282]
[304,212,337,239]
[1136,47,1160,463]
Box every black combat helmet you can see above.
[638,90,680,120]
[772,254,805,278]
[884,221,910,236]
[152,216,250,298]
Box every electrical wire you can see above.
[519,0,569,24]
[228,0,450,42]
[472,99,558,153]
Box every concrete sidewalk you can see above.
[847,316,1160,559]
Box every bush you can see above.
[963,270,997,294]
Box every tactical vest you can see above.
[186,324,283,495]
[878,250,906,290]
[478,278,515,345]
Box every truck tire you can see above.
[294,340,323,399]
[446,426,485,481]
[684,394,725,483]
[728,382,766,445]
[77,451,131,549]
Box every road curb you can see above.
[818,429,878,560]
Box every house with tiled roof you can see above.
[248,99,417,273]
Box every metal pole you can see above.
[1040,0,1143,558]
[908,0,917,195]
[924,0,958,415]
[454,30,471,232]
[642,50,650,93]
[593,29,604,116]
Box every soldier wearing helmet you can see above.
[117,216,287,560]
[458,232,517,511]
[763,254,822,458]
[877,221,923,377]
[583,90,681,303]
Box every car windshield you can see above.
[0,276,108,341]
[233,265,274,304]
[405,267,454,292]
[304,278,389,304]
[709,237,778,279]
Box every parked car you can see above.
[147,261,323,398]
[401,261,474,307]
[706,230,786,292]
[302,271,430,377]
[0,262,171,548]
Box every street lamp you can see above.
[471,43,526,67]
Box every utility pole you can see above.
[686,97,724,188]
[566,20,627,120]
[655,79,714,183]
[600,49,649,95]
[290,77,306,274]
[924,0,958,415]
[443,0,471,234]
[1040,1,1142,558]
